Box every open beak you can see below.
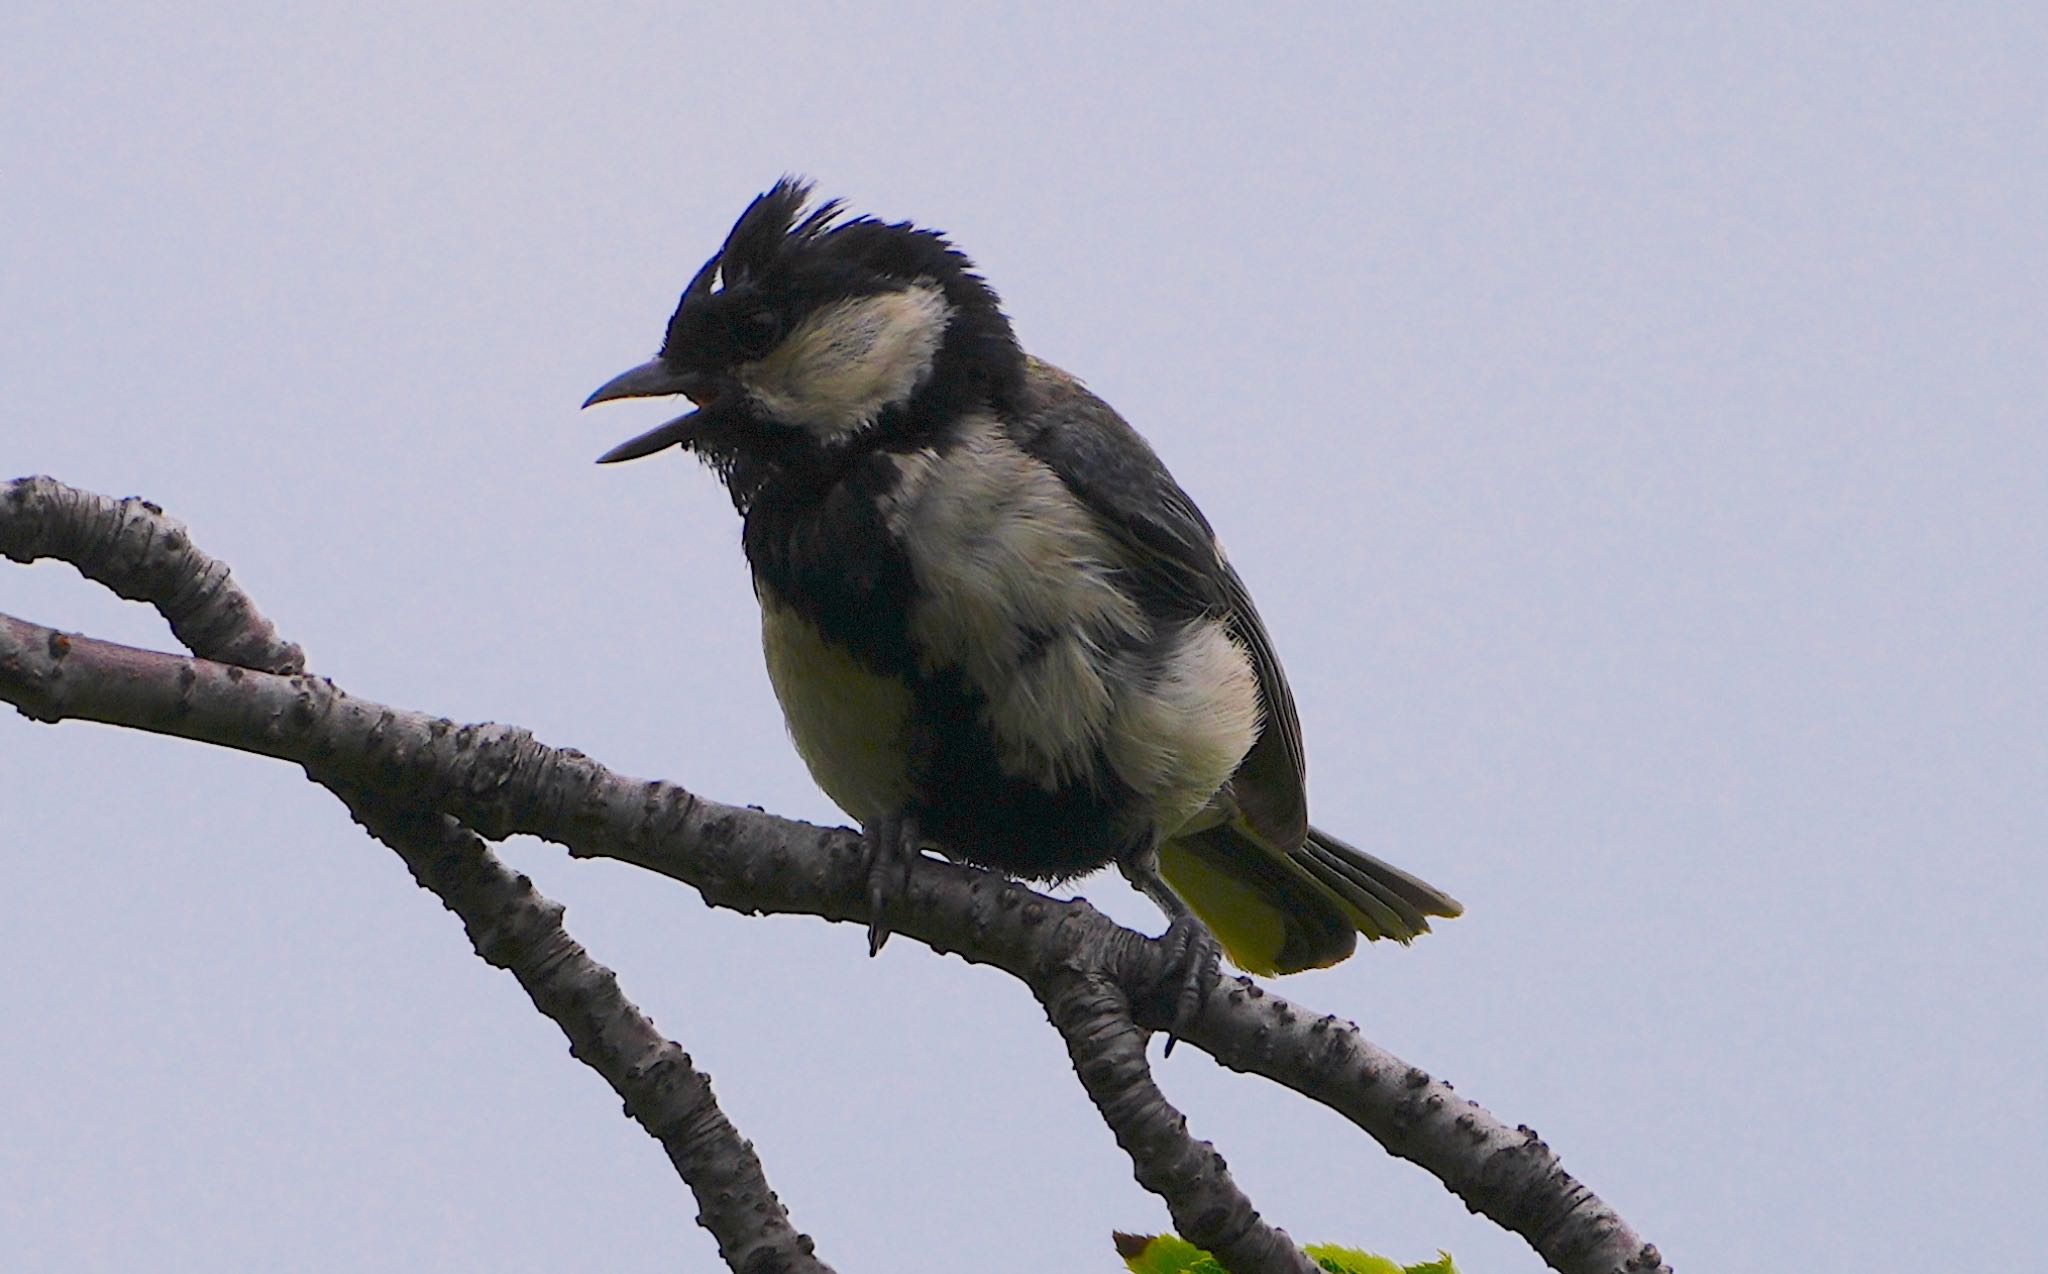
[581,359,725,464]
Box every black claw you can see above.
[862,814,919,957]
[1155,914,1221,1054]
[866,878,893,956]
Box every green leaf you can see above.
[1302,1242,1458,1274]
[1115,1233,1454,1274]
[1301,1243,1401,1273]
[1114,1232,1226,1273]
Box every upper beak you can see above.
[581,359,722,464]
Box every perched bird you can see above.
[584,179,1459,1011]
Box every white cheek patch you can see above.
[740,282,953,437]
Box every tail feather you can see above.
[1158,827,1355,975]
[1297,825,1464,943]
[1157,822,1462,976]
[1163,819,1466,979]
[1292,844,1423,941]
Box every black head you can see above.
[583,178,1024,474]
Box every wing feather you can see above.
[1006,359,1309,849]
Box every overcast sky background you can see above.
[4,6,2042,1272]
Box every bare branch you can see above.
[0,612,1669,1274]
[2,475,304,674]
[1045,972,1318,1274]
[1,475,829,1274]
[339,788,831,1274]
[0,476,1672,1274]
[1196,983,1665,1274]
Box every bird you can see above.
[583,178,1460,1021]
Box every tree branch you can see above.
[339,789,830,1274]
[2,475,829,1274]
[1,476,1671,1274]
[1045,971,1318,1273]
[1,474,304,675]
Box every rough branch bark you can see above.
[3,475,830,1274]
[1044,972,1318,1273]
[1,475,1671,1274]
[1,474,304,674]
[340,790,830,1274]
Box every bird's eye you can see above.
[734,308,782,359]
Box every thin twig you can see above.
[1,475,304,674]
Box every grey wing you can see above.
[1214,558,1311,848]
[1007,359,1311,849]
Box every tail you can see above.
[1158,823,1462,976]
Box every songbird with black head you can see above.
[584,179,1460,1027]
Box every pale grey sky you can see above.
[4,5,2042,1272]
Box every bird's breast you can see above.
[756,583,913,827]
[745,414,1261,869]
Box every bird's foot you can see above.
[1150,913,1223,1054]
[862,812,921,956]
[1117,849,1222,1053]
